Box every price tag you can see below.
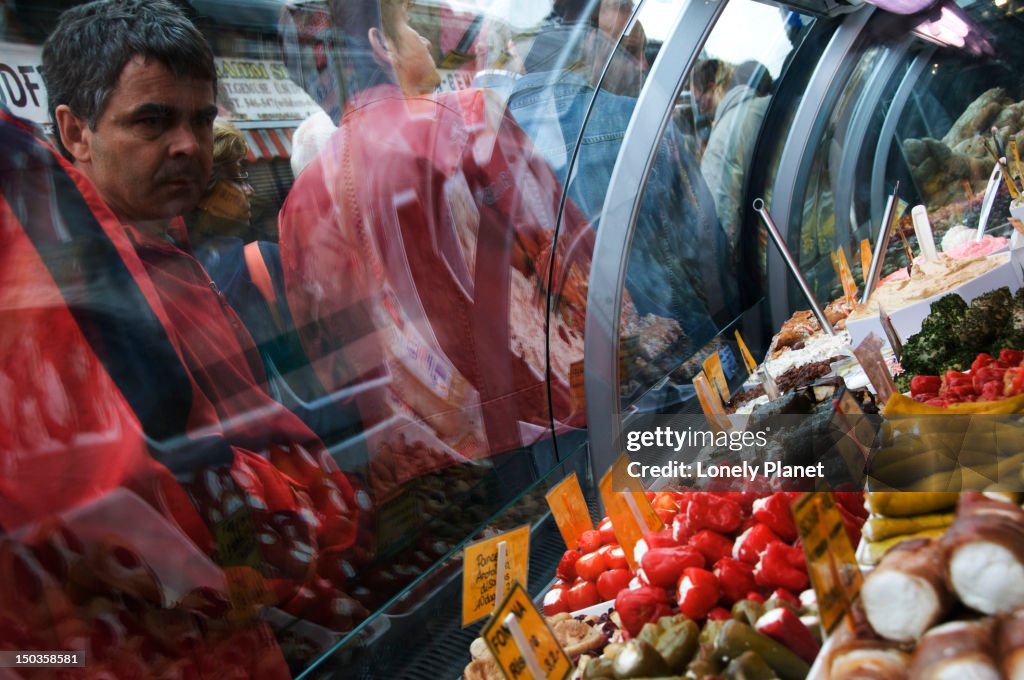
[483,581,572,680]
[599,455,662,570]
[702,352,730,402]
[860,240,873,285]
[694,372,731,434]
[223,566,273,623]
[877,305,903,363]
[851,333,895,405]
[792,493,863,634]
[569,360,585,414]
[734,330,759,375]
[214,508,261,568]
[545,473,593,551]
[836,247,858,305]
[462,525,530,626]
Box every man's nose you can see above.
[168,122,204,156]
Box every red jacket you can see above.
[279,85,593,457]
[0,109,292,677]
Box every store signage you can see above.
[792,493,863,633]
[215,57,322,121]
[483,581,571,680]
[0,42,47,125]
[599,455,662,570]
[462,525,530,626]
[734,331,758,376]
[545,473,592,552]
[702,352,730,402]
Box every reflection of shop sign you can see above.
[0,42,47,125]
[215,58,322,121]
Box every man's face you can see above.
[73,56,217,225]
[389,4,440,95]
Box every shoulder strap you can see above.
[244,241,284,330]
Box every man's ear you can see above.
[54,104,91,163]
[368,27,393,66]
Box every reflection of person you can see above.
[700,60,773,253]
[186,118,255,244]
[507,20,737,343]
[279,0,593,456]
[41,0,361,632]
[290,109,337,177]
[690,58,733,151]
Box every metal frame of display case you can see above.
[761,4,875,327]
[832,36,913,242]
[869,50,935,222]
[584,0,728,487]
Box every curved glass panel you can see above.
[616,0,812,408]
[0,0,646,675]
[789,0,1022,310]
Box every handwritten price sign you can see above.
[483,581,571,680]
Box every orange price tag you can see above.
[734,331,759,376]
[792,493,863,633]
[599,455,662,571]
[545,473,593,551]
[836,247,858,305]
[462,525,530,626]
[702,352,730,402]
[694,372,730,434]
[483,581,572,680]
[860,239,873,286]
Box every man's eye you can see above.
[137,117,164,128]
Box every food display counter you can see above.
[3,0,1024,677]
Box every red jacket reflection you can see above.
[279,85,592,460]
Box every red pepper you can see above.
[754,542,809,593]
[835,503,865,547]
[643,529,678,549]
[733,524,781,564]
[689,530,734,565]
[641,546,705,588]
[713,558,757,606]
[971,353,994,373]
[1000,349,1024,366]
[942,370,973,392]
[770,587,801,609]
[910,375,942,397]
[707,607,732,621]
[973,366,1007,395]
[596,568,632,601]
[832,491,867,520]
[745,591,766,604]
[982,380,1004,401]
[685,493,743,535]
[676,567,721,621]
[755,606,820,664]
[578,530,602,554]
[671,513,694,545]
[598,518,617,545]
[751,494,798,543]
[556,550,580,582]
[615,586,672,638]
[1006,367,1024,396]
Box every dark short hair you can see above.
[41,0,216,160]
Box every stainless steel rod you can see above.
[753,198,836,337]
[863,182,900,305]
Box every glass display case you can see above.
[3,0,1023,676]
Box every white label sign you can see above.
[215,58,321,121]
[0,42,47,125]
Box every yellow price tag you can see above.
[693,372,730,434]
[702,351,730,402]
[836,247,858,305]
[792,493,863,633]
[545,473,593,552]
[483,581,572,680]
[860,240,873,286]
[734,331,759,376]
[599,455,662,571]
[463,525,530,627]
